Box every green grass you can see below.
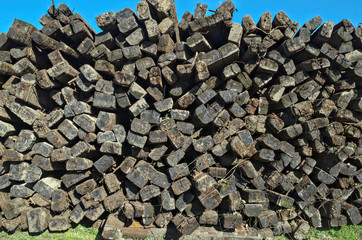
[275,224,362,240]
[0,225,99,240]
[0,224,361,240]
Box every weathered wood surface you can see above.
[0,1,361,239]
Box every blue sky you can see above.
[0,0,361,33]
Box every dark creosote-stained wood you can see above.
[0,0,361,239]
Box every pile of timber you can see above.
[0,0,361,239]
